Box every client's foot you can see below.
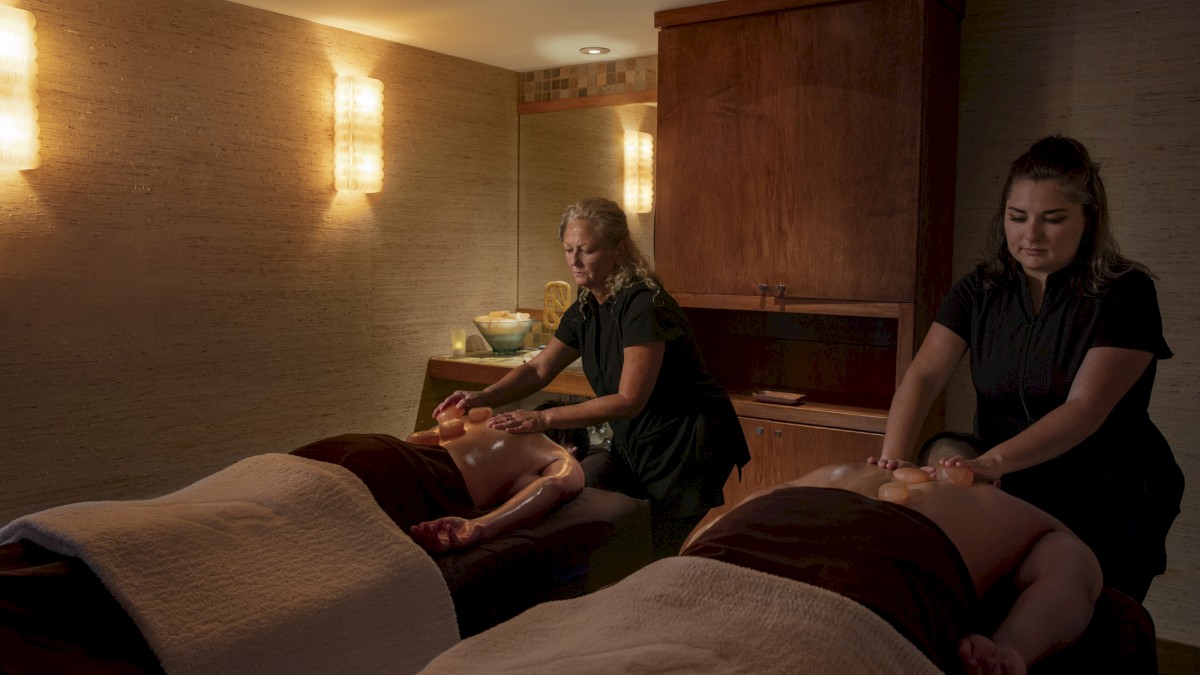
[957,634,1026,675]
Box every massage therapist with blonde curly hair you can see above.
[435,197,749,559]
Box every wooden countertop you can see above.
[427,350,594,398]
[728,394,887,434]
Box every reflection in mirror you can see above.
[517,104,657,310]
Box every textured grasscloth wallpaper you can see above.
[0,0,518,517]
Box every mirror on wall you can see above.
[517,102,657,310]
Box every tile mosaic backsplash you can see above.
[520,57,657,103]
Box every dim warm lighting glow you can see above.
[450,327,467,356]
[333,75,383,193]
[623,130,653,214]
[0,5,39,171]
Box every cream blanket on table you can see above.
[0,453,459,675]
[420,555,943,675]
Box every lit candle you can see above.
[450,327,467,356]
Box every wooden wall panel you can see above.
[0,0,518,522]
[950,0,1200,646]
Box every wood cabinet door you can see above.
[740,419,883,498]
[657,0,924,302]
[768,419,883,470]
[696,417,884,532]
[717,417,776,509]
[656,13,777,298]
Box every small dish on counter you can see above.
[750,390,806,406]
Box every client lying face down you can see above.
[291,410,583,555]
[681,434,1102,675]
[404,406,584,552]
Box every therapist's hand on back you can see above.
[487,408,548,434]
[433,390,489,420]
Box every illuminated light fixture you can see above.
[579,47,610,56]
[333,75,383,193]
[0,5,39,171]
[623,130,653,214]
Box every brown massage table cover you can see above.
[680,485,1159,675]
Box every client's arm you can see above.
[409,455,585,553]
[959,528,1102,675]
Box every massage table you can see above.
[0,448,652,674]
[421,487,1161,675]
[284,432,654,638]
[0,450,1153,674]
[433,485,651,637]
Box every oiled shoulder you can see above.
[745,463,892,503]
[910,484,1067,592]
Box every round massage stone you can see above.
[877,481,910,503]
[893,467,930,484]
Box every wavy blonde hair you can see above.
[559,197,662,306]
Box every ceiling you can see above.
[225,0,695,72]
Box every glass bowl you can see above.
[473,317,533,354]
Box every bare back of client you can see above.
[408,406,573,508]
[708,462,1102,675]
[786,463,1064,593]
[403,405,583,553]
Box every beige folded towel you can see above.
[1,453,459,675]
[421,555,942,675]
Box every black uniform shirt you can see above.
[935,265,1182,575]
[555,282,749,516]
[937,266,1172,458]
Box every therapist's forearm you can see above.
[984,399,1104,475]
[880,372,943,462]
[479,363,551,407]
[539,392,644,431]
[880,324,967,462]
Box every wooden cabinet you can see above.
[657,1,917,301]
[700,416,885,527]
[656,0,961,307]
[654,0,962,502]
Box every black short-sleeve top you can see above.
[554,282,750,516]
[935,265,1177,494]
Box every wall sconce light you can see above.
[333,75,383,193]
[623,130,653,214]
[0,5,39,171]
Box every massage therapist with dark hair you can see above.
[872,136,1184,602]
[435,197,749,560]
